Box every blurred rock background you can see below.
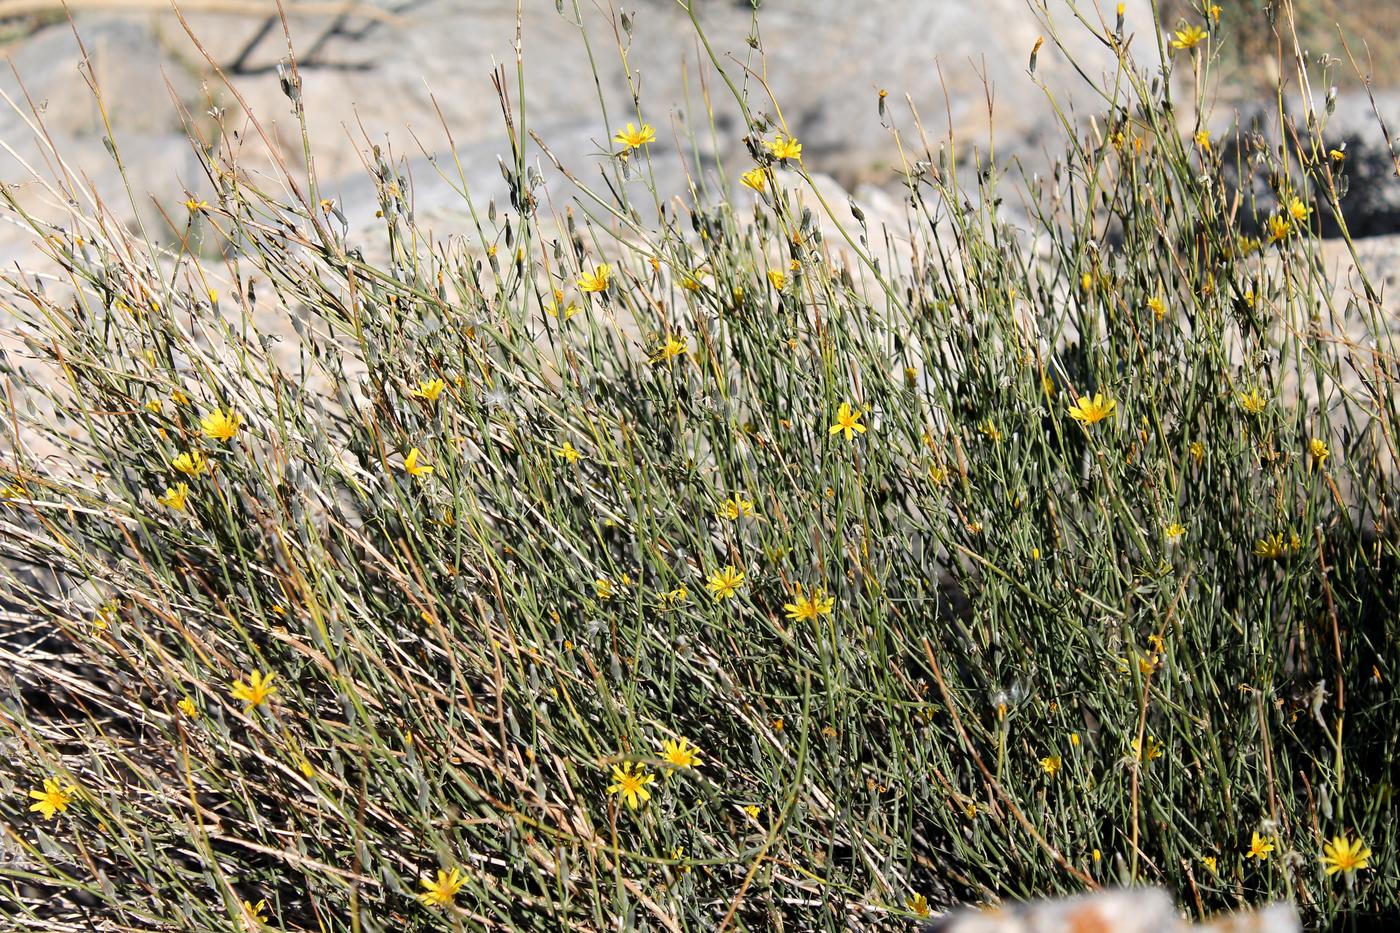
[0,0,1397,260]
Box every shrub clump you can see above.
[1,4,1397,930]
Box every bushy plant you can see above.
[1,2,1396,930]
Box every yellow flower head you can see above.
[1040,755,1062,777]
[200,408,242,441]
[28,777,77,819]
[418,867,466,907]
[594,577,616,600]
[1238,388,1268,415]
[1320,834,1371,876]
[828,402,867,441]
[1201,855,1218,874]
[767,269,787,290]
[1165,521,1187,540]
[1067,392,1116,425]
[172,450,208,477]
[607,762,655,810]
[1171,24,1207,50]
[158,482,190,511]
[184,197,209,212]
[740,167,768,192]
[178,696,198,717]
[1267,214,1293,244]
[1147,295,1166,320]
[719,494,754,520]
[766,134,803,162]
[1309,437,1329,466]
[578,263,612,293]
[706,565,746,599]
[1287,196,1311,223]
[240,898,269,930]
[230,669,276,709]
[545,291,580,321]
[651,335,688,365]
[1253,531,1298,560]
[1131,735,1163,761]
[613,122,656,151]
[1246,831,1275,860]
[659,737,701,769]
[555,441,582,464]
[905,893,931,917]
[783,584,835,622]
[412,378,447,403]
[1194,129,1211,151]
[403,447,434,478]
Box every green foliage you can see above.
[1,2,1396,930]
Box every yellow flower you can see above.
[28,778,76,819]
[411,378,447,402]
[719,494,754,519]
[240,899,269,929]
[144,398,163,414]
[1189,441,1205,463]
[172,450,208,477]
[417,867,466,907]
[766,134,803,161]
[783,585,835,622]
[1287,196,1311,223]
[1254,532,1297,560]
[545,291,580,320]
[230,669,276,709]
[905,893,931,917]
[171,389,189,406]
[1320,834,1371,876]
[555,441,582,464]
[1131,735,1163,762]
[740,167,768,192]
[1165,521,1186,539]
[651,335,688,365]
[178,696,198,717]
[1309,437,1329,466]
[1267,214,1292,244]
[1245,831,1275,860]
[1208,4,1221,21]
[706,565,746,599]
[1067,392,1116,425]
[607,762,655,810]
[659,584,688,609]
[1171,24,1207,50]
[578,263,612,293]
[742,804,761,818]
[94,600,118,630]
[1194,129,1211,151]
[403,447,434,477]
[184,197,209,212]
[595,577,616,600]
[979,419,1002,442]
[1238,388,1268,415]
[1040,755,1062,777]
[200,408,242,441]
[613,122,656,151]
[767,269,787,290]
[659,737,701,769]
[828,403,867,441]
[1147,295,1166,320]
[1201,855,1218,874]
[158,482,190,511]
